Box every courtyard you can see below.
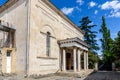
[0,71,120,80]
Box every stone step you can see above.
[56,69,94,78]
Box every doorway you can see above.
[6,50,12,73]
[66,53,73,70]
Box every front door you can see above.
[66,53,72,70]
[6,51,11,73]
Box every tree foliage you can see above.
[112,31,120,68]
[79,16,99,68]
[99,16,113,62]
[79,16,99,53]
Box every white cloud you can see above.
[100,0,120,10]
[89,1,97,7]
[94,10,98,14]
[109,11,120,17]
[75,6,81,12]
[76,0,84,5]
[61,7,74,15]
[100,0,120,17]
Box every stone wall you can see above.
[28,0,84,75]
[0,0,28,74]
[2,48,16,74]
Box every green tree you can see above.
[113,31,120,68]
[79,16,99,53]
[79,16,99,68]
[99,16,113,62]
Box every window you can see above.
[7,50,11,56]
[46,32,51,56]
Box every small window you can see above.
[7,52,10,57]
[46,32,51,57]
[7,50,11,56]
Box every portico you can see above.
[58,37,89,72]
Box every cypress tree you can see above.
[99,16,113,62]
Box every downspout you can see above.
[26,0,31,76]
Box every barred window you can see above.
[46,32,51,56]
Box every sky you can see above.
[0,0,120,55]
[0,0,8,7]
[51,0,120,55]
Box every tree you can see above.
[113,31,120,68]
[79,16,99,68]
[99,16,113,62]
[113,31,120,57]
[79,16,99,53]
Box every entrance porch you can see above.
[58,37,89,72]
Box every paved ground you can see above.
[0,71,120,80]
[84,71,120,80]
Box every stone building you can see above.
[0,0,89,76]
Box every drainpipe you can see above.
[26,0,31,77]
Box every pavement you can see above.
[0,71,120,80]
[84,71,120,80]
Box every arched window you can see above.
[46,32,51,56]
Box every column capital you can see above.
[78,49,82,54]
[78,48,83,51]
[62,47,67,50]
[73,46,77,49]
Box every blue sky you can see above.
[51,0,120,55]
[0,0,8,7]
[0,0,120,54]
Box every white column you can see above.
[78,49,81,71]
[63,48,66,71]
[73,48,77,72]
[84,52,86,70]
[86,52,88,70]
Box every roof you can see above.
[58,37,90,49]
[0,0,8,7]
[0,0,18,13]
[42,0,85,35]
[0,0,85,35]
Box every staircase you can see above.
[56,69,94,78]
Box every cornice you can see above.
[0,0,18,13]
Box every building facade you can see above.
[0,0,89,75]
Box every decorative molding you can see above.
[58,37,89,51]
[35,3,58,22]
[40,31,56,39]
[37,56,58,60]
[40,64,56,66]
